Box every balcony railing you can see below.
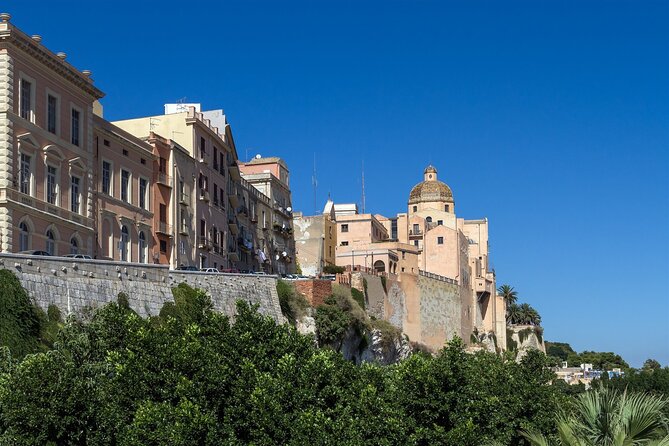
[419,269,458,285]
[156,172,173,187]
[199,189,210,202]
[198,236,211,250]
[179,193,189,205]
[409,229,423,237]
[0,188,94,228]
[156,221,173,235]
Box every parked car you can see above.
[176,265,199,271]
[63,254,92,260]
[200,268,220,273]
[320,274,336,281]
[19,250,51,256]
[221,268,240,274]
[253,271,268,275]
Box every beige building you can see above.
[293,199,337,276]
[239,156,296,274]
[324,165,505,350]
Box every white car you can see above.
[63,254,92,260]
[200,268,220,273]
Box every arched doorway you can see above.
[120,225,129,261]
[374,260,385,273]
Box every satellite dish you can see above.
[275,254,280,260]
[255,154,262,159]
[282,251,287,257]
[286,207,292,212]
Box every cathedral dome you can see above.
[408,165,454,204]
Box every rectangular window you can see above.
[160,240,167,254]
[159,204,167,223]
[71,108,81,146]
[341,224,349,233]
[413,224,420,233]
[139,178,148,209]
[102,161,111,195]
[437,236,444,245]
[47,166,57,204]
[20,79,32,120]
[445,204,450,212]
[71,176,81,213]
[47,94,58,134]
[213,149,218,169]
[20,153,31,195]
[121,170,130,202]
[199,137,206,159]
[159,157,167,173]
[200,219,206,237]
[437,220,443,226]
[341,241,349,246]
[213,184,219,205]
[414,240,419,247]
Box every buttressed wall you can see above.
[383,272,471,351]
[0,253,284,322]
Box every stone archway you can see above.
[373,260,385,273]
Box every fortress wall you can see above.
[0,253,284,323]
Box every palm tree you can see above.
[522,386,669,445]
[506,303,521,325]
[497,284,518,306]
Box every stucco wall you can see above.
[0,253,284,323]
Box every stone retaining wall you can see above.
[293,279,332,307]
[0,253,284,323]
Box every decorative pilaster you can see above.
[0,52,14,251]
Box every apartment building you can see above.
[0,13,102,256]
[239,156,296,275]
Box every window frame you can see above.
[101,159,113,196]
[138,176,149,210]
[19,152,33,195]
[120,168,131,203]
[45,89,61,135]
[70,104,83,147]
[19,74,36,123]
[45,163,59,205]
[70,175,81,214]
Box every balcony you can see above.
[273,202,293,217]
[198,236,212,250]
[228,217,239,235]
[228,246,239,261]
[237,205,248,217]
[409,229,423,239]
[179,193,189,205]
[156,221,173,236]
[475,277,495,298]
[228,190,239,207]
[156,173,173,187]
[199,189,210,202]
[179,225,189,236]
[238,237,252,252]
[0,188,94,228]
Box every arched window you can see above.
[374,260,385,273]
[138,231,146,263]
[70,237,78,254]
[426,216,432,223]
[19,222,29,251]
[46,230,55,255]
[120,225,129,261]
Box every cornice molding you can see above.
[0,25,104,100]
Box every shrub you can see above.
[323,265,345,274]
[276,279,309,324]
[0,269,42,358]
[370,318,402,350]
[315,296,351,349]
[380,275,387,293]
[350,287,365,310]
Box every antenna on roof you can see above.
[361,159,366,214]
[176,97,187,113]
[312,153,318,214]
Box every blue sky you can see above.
[6,0,668,367]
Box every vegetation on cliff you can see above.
[1,282,568,445]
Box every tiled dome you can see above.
[409,166,454,204]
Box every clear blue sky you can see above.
[6,0,668,367]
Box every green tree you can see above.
[522,386,669,445]
[498,284,518,306]
[644,359,663,372]
[0,270,43,359]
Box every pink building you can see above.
[0,14,103,256]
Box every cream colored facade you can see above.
[293,200,337,276]
[329,165,505,350]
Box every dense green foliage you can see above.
[522,386,669,445]
[322,265,345,274]
[0,283,568,445]
[545,342,576,361]
[0,270,62,358]
[350,287,366,310]
[276,279,309,324]
[545,341,629,370]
